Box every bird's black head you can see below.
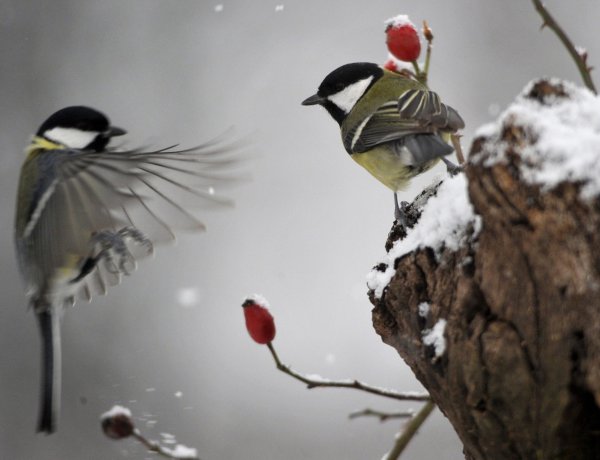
[36,106,126,151]
[302,62,383,125]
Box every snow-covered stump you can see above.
[369,79,600,460]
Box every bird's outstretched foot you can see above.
[442,157,463,176]
[91,227,153,276]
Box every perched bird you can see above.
[14,106,237,433]
[302,62,464,224]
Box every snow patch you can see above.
[475,79,600,199]
[384,14,415,29]
[100,405,131,421]
[422,319,447,358]
[418,302,430,318]
[367,174,481,298]
[245,293,270,308]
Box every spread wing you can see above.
[345,89,464,154]
[16,136,241,303]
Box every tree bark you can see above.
[370,80,600,460]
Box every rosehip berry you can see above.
[385,16,421,62]
[242,296,276,344]
[101,406,135,440]
[383,58,398,72]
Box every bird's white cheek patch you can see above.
[44,127,99,149]
[327,76,374,114]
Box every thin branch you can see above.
[101,406,199,460]
[349,408,414,422]
[531,0,596,93]
[384,400,436,460]
[266,342,430,402]
[132,430,199,460]
[411,60,422,78]
[451,134,465,164]
[421,20,434,86]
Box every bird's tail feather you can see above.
[403,133,454,166]
[36,307,61,434]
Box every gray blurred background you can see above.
[1,1,599,459]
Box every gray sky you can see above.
[1,1,598,458]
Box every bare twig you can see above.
[132,430,199,460]
[101,406,199,460]
[349,408,414,422]
[384,400,436,460]
[266,342,430,402]
[531,0,596,93]
[421,20,434,86]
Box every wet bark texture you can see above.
[370,81,600,460]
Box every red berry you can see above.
[242,297,276,344]
[383,58,398,72]
[385,20,421,62]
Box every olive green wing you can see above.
[345,89,464,154]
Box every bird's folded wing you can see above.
[346,89,464,153]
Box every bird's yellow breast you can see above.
[351,146,439,192]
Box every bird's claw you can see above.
[91,227,153,276]
[441,157,463,176]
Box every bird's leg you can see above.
[90,227,153,276]
[394,193,410,229]
[441,157,463,176]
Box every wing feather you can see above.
[348,88,464,153]
[17,136,241,303]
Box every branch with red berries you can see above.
[531,0,596,94]
[384,15,465,164]
[384,15,434,87]
[242,295,429,402]
[242,296,433,460]
[101,406,199,460]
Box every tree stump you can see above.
[370,79,600,460]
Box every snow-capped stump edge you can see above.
[370,78,600,460]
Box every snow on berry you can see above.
[385,14,421,62]
[242,296,276,344]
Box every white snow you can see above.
[177,287,200,308]
[325,352,336,364]
[100,405,131,421]
[163,444,199,459]
[304,373,330,383]
[422,319,447,357]
[475,79,600,199]
[418,302,430,318]
[161,432,177,444]
[384,14,415,29]
[275,5,284,12]
[214,4,223,12]
[174,391,183,398]
[245,293,270,308]
[367,174,481,298]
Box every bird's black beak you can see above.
[106,126,127,137]
[301,94,325,106]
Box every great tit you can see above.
[302,62,464,223]
[15,106,236,433]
